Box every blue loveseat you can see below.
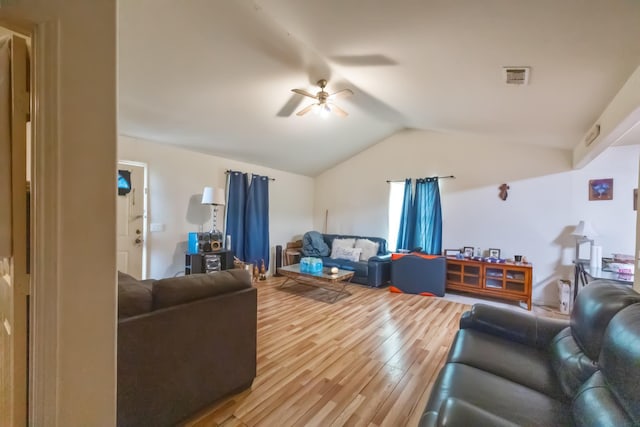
[302,232,391,288]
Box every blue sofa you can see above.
[302,232,391,288]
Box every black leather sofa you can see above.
[420,280,640,426]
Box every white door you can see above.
[0,33,29,427]
[116,162,146,279]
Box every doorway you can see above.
[0,29,30,427]
[117,161,148,279]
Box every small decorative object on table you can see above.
[488,248,501,258]
[330,266,339,274]
[444,249,461,257]
[463,247,474,258]
[259,259,267,280]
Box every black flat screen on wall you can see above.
[118,169,132,196]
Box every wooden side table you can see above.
[284,249,301,266]
[283,240,302,266]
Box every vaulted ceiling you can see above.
[118,0,640,176]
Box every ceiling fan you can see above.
[292,79,353,117]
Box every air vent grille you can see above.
[503,67,530,85]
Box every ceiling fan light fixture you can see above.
[291,79,352,118]
[320,103,331,119]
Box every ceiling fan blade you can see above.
[328,102,348,117]
[276,93,304,117]
[292,88,318,99]
[296,103,316,116]
[329,88,354,99]
[329,54,397,66]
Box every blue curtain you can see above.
[396,178,413,251]
[244,174,270,266]
[225,171,248,261]
[411,178,442,255]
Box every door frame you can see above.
[27,20,61,425]
[117,160,149,279]
[0,16,61,424]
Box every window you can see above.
[387,181,406,252]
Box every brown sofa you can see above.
[117,270,257,427]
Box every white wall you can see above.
[314,129,639,305]
[119,135,314,279]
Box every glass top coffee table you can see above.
[277,264,355,302]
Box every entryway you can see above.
[117,161,148,279]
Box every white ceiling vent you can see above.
[503,67,530,85]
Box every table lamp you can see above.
[201,186,225,234]
[571,220,598,263]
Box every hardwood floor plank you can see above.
[183,278,470,427]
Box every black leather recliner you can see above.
[420,280,640,426]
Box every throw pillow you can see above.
[331,238,356,258]
[331,246,362,262]
[355,238,380,261]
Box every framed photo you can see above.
[589,178,613,201]
[463,246,474,258]
[634,188,638,211]
[488,248,501,258]
[444,249,461,257]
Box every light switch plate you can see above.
[150,223,165,232]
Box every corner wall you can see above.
[118,135,314,279]
[314,129,639,305]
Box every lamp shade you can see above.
[201,187,226,205]
[571,220,598,238]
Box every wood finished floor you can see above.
[182,278,470,427]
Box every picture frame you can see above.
[588,178,613,201]
[463,246,474,258]
[444,249,461,257]
[488,248,501,258]
[634,188,637,211]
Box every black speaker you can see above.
[275,245,282,276]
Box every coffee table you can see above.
[277,264,355,302]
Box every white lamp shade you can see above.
[571,220,598,238]
[201,187,226,205]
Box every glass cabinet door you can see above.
[463,264,481,287]
[485,267,504,289]
[446,262,462,283]
[505,269,526,293]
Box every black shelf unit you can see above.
[185,250,234,275]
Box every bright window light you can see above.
[387,181,405,252]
